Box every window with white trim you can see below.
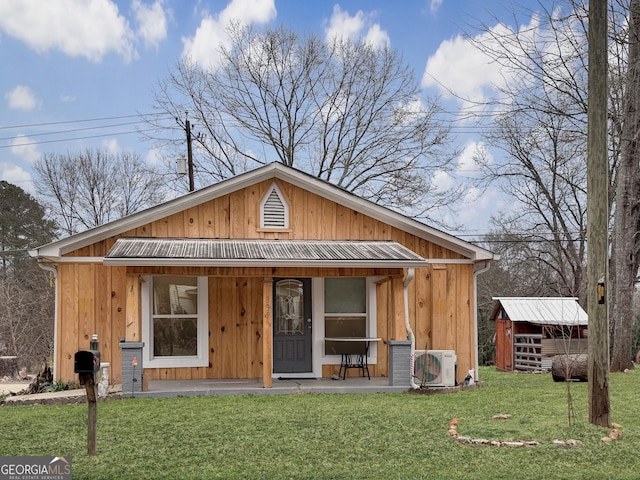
[260,182,289,228]
[142,276,209,368]
[324,277,370,356]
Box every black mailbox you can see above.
[74,350,100,375]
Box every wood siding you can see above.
[56,179,476,383]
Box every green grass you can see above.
[1,367,639,479]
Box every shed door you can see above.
[273,278,312,373]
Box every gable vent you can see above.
[261,184,288,228]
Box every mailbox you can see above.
[74,350,100,374]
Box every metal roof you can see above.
[104,238,428,268]
[492,297,588,326]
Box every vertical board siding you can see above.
[59,178,475,383]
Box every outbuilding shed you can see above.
[490,297,588,372]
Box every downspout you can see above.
[37,262,59,382]
[473,261,491,383]
[404,268,420,390]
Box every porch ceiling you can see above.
[103,238,429,268]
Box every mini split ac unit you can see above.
[412,350,457,387]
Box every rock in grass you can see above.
[608,429,622,440]
[502,441,524,447]
[492,414,511,420]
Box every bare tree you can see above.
[480,108,588,302]
[0,274,54,371]
[467,0,639,370]
[147,24,459,222]
[0,182,56,371]
[610,0,640,371]
[34,149,169,236]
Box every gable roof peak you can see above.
[31,162,495,262]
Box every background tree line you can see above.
[472,0,640,371]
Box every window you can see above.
[142,276,209,368]
[260,182,289,228]
[324,278,367,355]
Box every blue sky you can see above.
[0,0,542,234]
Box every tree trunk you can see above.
[611,0,640,373]
[552,354,588,382]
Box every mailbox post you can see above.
[74,334,100,455]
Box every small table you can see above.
[325,337,381,380]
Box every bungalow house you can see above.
[490,297,588,372]
[30,163,495,391]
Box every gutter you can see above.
[37,263,59,382]
[403,268,420,390]
[473,261,492,382]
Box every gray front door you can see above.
[273,278,312,373]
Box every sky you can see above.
[0,0,543,236]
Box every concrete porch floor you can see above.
[136,377,409,398]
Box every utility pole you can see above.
[177,113,195,192]
[186,117,195,192]
[587,0,610,427]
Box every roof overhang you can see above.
[103,238,429,269]
[30,163,496,263]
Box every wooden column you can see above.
[125,275,142,342]
[587,0,610,427]
[262,277,273,388]
[390,275,406,340]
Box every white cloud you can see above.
[457,141,492,174]
[430,0,443,14]
[363,23,390,50]
[0,0,136,63]
[145,147,164,167]
[325,5,390,49]
[0,163,34,193]
[182,0,276,69]
[132,0,168,49]
[102,138,120,155]
[431,170,454,193]
[5,85,38,110]
[422,16,540,109]
[10,135,41,163]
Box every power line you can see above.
[0,120,150,142]
[0,112,169,131]
[0,127,160,149]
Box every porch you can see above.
[130,377,409,398]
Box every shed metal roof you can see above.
[492,297,588,326]
[104,238,428,268]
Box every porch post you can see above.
[125,274,142,342]
[124,274,146,391]
[262,277,273,388]
[391,275,406,340]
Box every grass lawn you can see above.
[1,367,639,479]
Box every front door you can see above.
[273,278,312,373]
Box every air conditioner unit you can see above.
[412,350,457,387]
